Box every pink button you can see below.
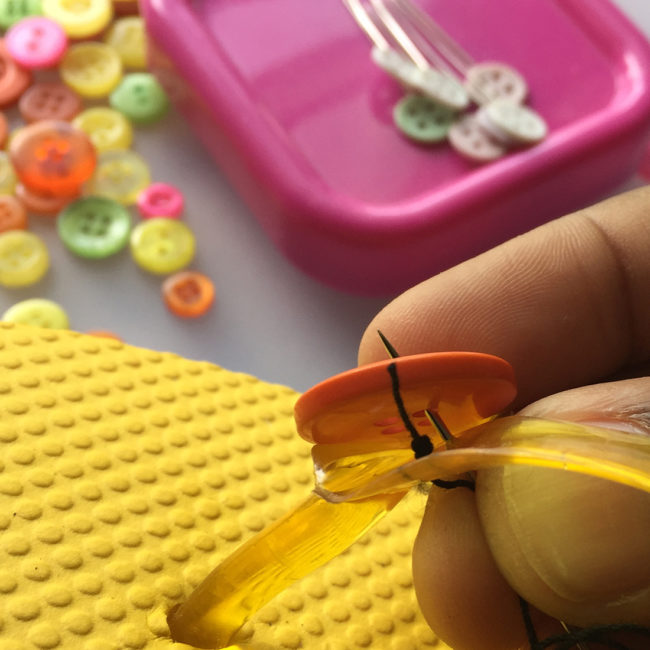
[137,182,184,219]
[5,17,68,70]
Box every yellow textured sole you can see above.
[0,323,444,650]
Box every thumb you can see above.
[475,377,650,628]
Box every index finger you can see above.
[358,186,650,408]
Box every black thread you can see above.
[431,478,475,492]
[386,362,433,459]
[519,597,540,647]
[377,329,400,359]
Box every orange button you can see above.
[0,111,7,148]
[15,182,78,217]
[0,194,28,232]
[162,271,215,318]
[9,120,96,197]
[0,40,32,107]
[19,81,83,123]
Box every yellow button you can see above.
[130,218,196,274]
[42,0,113,38]
[104,16,146,69]
[60,42,123,98]
[0,230,49,287]
[72,107,133,152]
[2,298,69,328]
[85,149,151,204]
[0,152,17,195]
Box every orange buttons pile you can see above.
[0,1,215,328]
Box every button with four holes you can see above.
[109,72,169,125]
[393,93,455,143]
[85,149,151,204]
[478,99,548,145]
[0,40,32,107]
[137,182,184,219]
[42,0,113,39]
[0,0,42,31]
[466,63,528,105]
[0,229,49,286]
[60,42,122,98]
[162,271,215,318]
[57,196,132,259]
[5,16,68,69]
[104,15,146,69]
[0,194,28,232]
[130,217,195,274]
[9,119,97,197]
[72,106,133,152]
[2,297,69,328]
[19,81,83,123]
[448,113,506,162]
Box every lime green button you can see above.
[0,230,49,287]
[130,218,195,274]
[2,298,68,329]
[0,0,42,30]
[57,196,131,259]
[85,149,151,205]
[393,93,455,143]
[109,73,169,125]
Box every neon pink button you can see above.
[5,17,68,70]
[136,182,184,219]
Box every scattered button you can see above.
[57,196,131,259]
[19,81,82,123]
[42,0,113,39]
[72,106,133,152]
[2,298,68,328]
[478,99,548,145]
[9,119,97,196]
[0,194,28,232]
[0,0,42,31]
[393,93,455,143]
[15,182,77,216]
[130,217,195,275]
[137,182,183,219]
[104,16,146,69]
[162,271,215,318]
[85,149,151,205]
[5,16,67,69]
[60,42,122,98]
[465,62,528,104]
[0,151,17,195]
[448,113,507,162]
[0,40,32,107]
[0,230,49,287]
[109,72,169,125]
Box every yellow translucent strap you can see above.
[320,417,650,503]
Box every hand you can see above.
[357,186,650,650]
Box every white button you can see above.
[465,62,528,104]
[479,99,547,145]
[412,68,469,111]
[448,114,507,162]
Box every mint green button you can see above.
[393,93,455,143]
[109,73,169,125]
[57,197,132,259]
[0,0,42,29]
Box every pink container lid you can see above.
[142,0,650,295]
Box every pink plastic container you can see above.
[141,0,650,295]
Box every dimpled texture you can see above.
[0,323,445,650]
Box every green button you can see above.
[109,73,169,125]
[2,298,69,329]
[57,196,132,259]
[393,93,455,143]
[0,0,42,29]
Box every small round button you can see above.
[2,298,69,329]
[15,182,77,216]
[448,113,506,163]
[104,16,146,69]
[0,195,28,232]
[5,16,67,69]
[0,151,18,195]
[465,62,528,105]
[85,149,151,205]
[162,271,215,318]
[137,182,184,219]
[0,40,32,107]
[9,120,97,197]
[0,111,8,148]
[86,329,121,340]
[109,72,169,125]
[19,81,82,123]
[478,99,547,145]
[72,106,133,152]
[60,42,122,98]
[0,230,49,287]
[0,0,42,31]
[393,93,455,143]
[130,217,196,275]
[57,196,131,259]
[42,0,113,39]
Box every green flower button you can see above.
[0,0,42,30]
[393,93,455,143]
[57,196,132,259]
[109,73,169,125]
